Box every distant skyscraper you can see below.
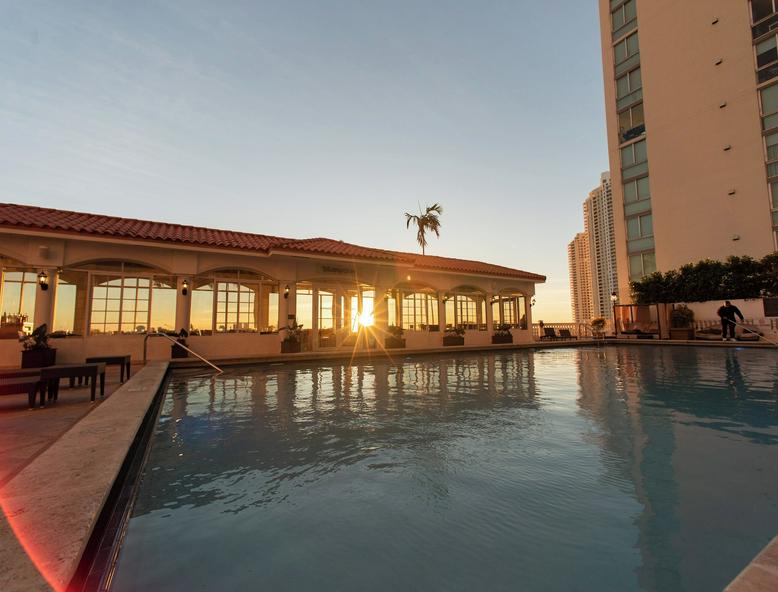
[568,231,594,323]
[585,172,619,320]
[599,1,778,301]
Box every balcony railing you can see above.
[621,123,645,143]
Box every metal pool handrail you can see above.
[143,333,223,373]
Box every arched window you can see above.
[0,258,37,335]
[401,292,438,331]
[82,262,176,335]
[190,270,278,334]
[493,291,528,330]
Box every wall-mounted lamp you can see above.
[406,275,411,281]
[37,270,49,291]
[181,279,189,296]
[531,296,536,307]
[284,284,290,299]
[610,291,618,304]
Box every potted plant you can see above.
[669,304,695,340]
[591,317,606,339]
[443,326,465,346]
[384,325,406,349]
[281,322,304,353]
[171,328,189,358]
[492,323,513,344]
[20,324,57,368]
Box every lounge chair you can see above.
[559,329,577,340]
[0,376,45,408]
[541,328,560,341]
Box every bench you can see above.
[41,363,106,403]
[0,376,45,408]
[85,355,131,382]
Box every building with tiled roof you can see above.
[0,203,544,363]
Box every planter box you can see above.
[443,335,465,346]
[21,348,57,368]
[281,341,301,354]
[491,334,512,345]
[384,337,406,349]
[669,328,694,340]
[171,341,189,358]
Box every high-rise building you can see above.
[568,232,594,323]
[599,1,778,301]
[585,172,619,319]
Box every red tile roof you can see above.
[0,203,545,282]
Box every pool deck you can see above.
[0,362,168,592]
[0,339,775,591]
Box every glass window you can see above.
[624,180,638,203]
[753,0,775,23]
[629,68,641,91]
[190,281,214,335]
[627,217,641,240]
[616,75,630,98]
[387,294,397,327]
[623,0,636,22]
[295,287,313,330]
[619,103,645,142]
[627,31,639,56]
[90,275,151,334]
[150,277,176,333]
[761,84,778,115]
[1,269,37,334]
[627,214,653,239]
[758,35,778,68]
[634,138,647,162]
[53,270,88,334]
[637,176,650,199]
[621,144,635,167]
[642,252,657,275]
[771,181,778,209]
[401,293,438,330]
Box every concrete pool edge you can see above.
[0,362,169,592]
[165,338,777,369]
[725,536,778,591]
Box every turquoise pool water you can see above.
[110,346,778,591]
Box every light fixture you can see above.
[531,296,536,307]
[610,291,618,303]
[181,279,189,296]
[284,284,290,299]
[37,270,49,291]
[406,275,411,281]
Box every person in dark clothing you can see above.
[717,301,744,341]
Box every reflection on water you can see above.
[111,347,778,592]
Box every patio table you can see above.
[41,363,106,403]
[85,355,131,382]
[0,376,45,408]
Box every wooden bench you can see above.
[41,363,106,403]
[85,355,131,382]
[0,377,45,408]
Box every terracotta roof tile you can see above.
[0,203,545,282]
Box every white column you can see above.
[486,293,494,331]
[437,292,446,332]
[33,268,56,330]
[311,287,319,350]
[175,277,190,334]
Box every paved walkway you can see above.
[0,365,139,487]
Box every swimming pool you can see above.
[109,346,778,591]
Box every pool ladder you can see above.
[143,333,223,373]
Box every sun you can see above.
[358,311,375,327]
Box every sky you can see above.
[0,0,609,322]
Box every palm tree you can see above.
[405,203,443,256]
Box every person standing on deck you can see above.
[717,301,744,341]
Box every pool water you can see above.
[110,346,778,591]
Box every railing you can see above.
[532,323,603,339]
[143,333,223,373]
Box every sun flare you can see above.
[358,311,375,327]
